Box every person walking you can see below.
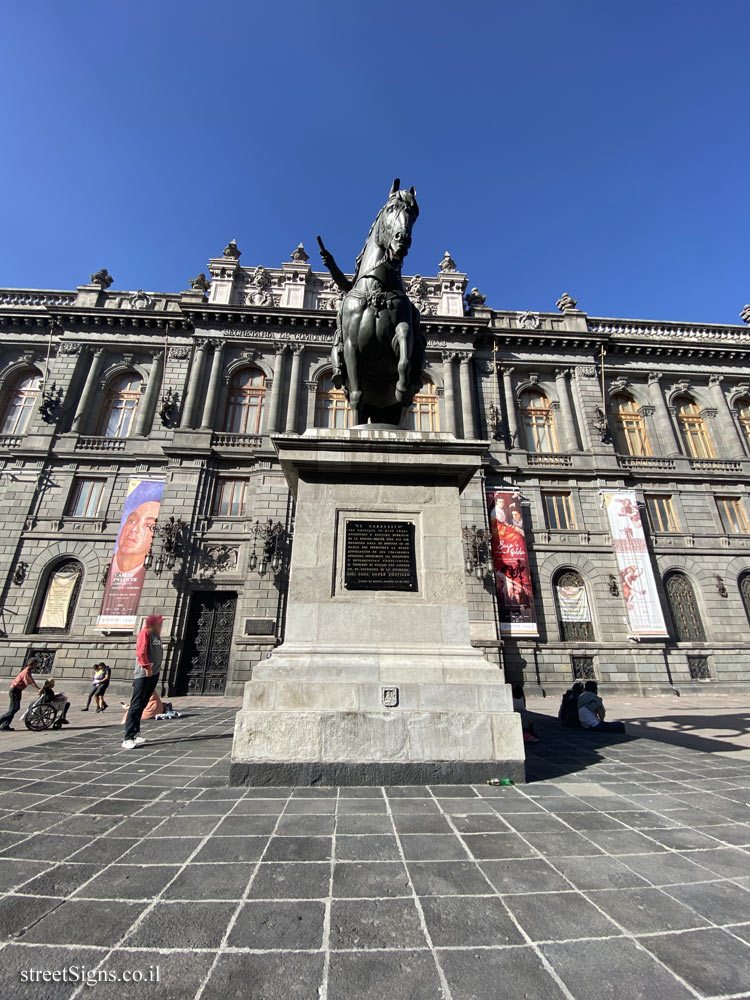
[122,615,163,750]
[82,663,111,713]
[0,658,41,731]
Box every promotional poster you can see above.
[486,490,538,636]
[96,478,164,630]
[603,490,668,638]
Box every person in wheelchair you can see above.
[26,679,71,730]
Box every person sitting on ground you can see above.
[511,683,538,743]
[558,681,584,727]
[121,688,164,725]
[40,678,70,725]
[577,680,625,733]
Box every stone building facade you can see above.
[1,244,750,698]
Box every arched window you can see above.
[612,394,651,456]
[674,397,714,459]
[553,569,595,642]
[223,368,266,434]
[98,373,142,438]
[404,378,439,431]
[34,559,83,634]
[740,572,750,627]
[519,389,558,453]
[315,373,351,429]
[736,399,750,453]
[1,369,42,435]
[664,571,706,641]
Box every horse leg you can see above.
[393,321,413,403]
[343,336,362,424]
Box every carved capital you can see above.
[554,368,570,381]
[709,373,724,387]
[305,380,318,393]
[638,405,656,418]
[457,352,472,363]
[700,407,718,420]
[647,372,663,385]
[441,352,457,364]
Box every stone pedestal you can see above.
[229,428,525,785]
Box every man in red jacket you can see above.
[122,615,163,750]
[0,658,40,731]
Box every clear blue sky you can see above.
[2,1,749,324]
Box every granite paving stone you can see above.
[2,703,750,1000]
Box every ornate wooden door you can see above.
[177,592,237,695]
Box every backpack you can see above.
[559,692,581,728]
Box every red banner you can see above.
[96,478,164,631]
[487,490,538,636]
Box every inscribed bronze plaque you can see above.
[344,520,417,592]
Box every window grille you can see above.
[664,571,706,642]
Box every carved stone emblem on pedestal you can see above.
[381,686,399,708]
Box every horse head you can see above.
[375,178,419,266]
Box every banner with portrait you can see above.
[486,490,538,636]
[603,490,668,638]
[96,478,164,631]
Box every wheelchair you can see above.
[23,693,69,731]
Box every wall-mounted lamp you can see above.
[12,561,28,586]
[608,574,620,597]
[146,517,187,576]
[249,519,289,577]
[716,575,728,598]
[462,525,493,581]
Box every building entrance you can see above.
[176,591,237,695]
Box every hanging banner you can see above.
[96,479,164,630]
[603,490,668,638]
[38,563,81,630]
[557,585,590,623]
[486,490,538,636]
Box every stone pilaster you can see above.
[71,348,105,434]
[555,368,578,451]
[134,350,164,437]
[181,340,209,429]
[709,374,745,459]
[647,372,681,455]
[265,347,288,434]
[441,353,457,436]
[285,347,304,433]
[200,341,226,431]
[502,367,518,449]
[458,353,475,439]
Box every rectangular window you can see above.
[212,479,248,517]
[645,494,679,533]
[543,492,575,530]
[716,496,749,535]
[66,479,105,518]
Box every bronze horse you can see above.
[318,179,426,426]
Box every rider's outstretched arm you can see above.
[317,236,352,293]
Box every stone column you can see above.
[265,347,287,434]
[134,350,164,436]
[502,367,518,448]
[647,372,681,455]
[709,374,745,458]
[285,346,304,433]
[181,340,209,429]
[458,353,475,439]
[304,380,318,430]
[441,353,457,435]
[200,341,226,430]
[71,348,105,434]
[555,369,578,451]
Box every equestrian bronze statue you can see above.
[317,178,426,427]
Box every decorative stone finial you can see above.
[438,251,457,273]
[465,287,486,309]
[190,273,211,293]
[222,239,241,260]
[556,292,577,313]
[290,243,309,264]
[90,268,113,288]
[741,304,750,325]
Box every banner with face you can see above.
[486,490,538,636]
[96,479,164,630]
